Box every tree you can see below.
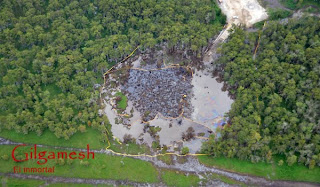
[202,17,320,167]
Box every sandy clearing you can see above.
[219,0,268,27]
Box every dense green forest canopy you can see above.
[202,17,320,168]
[280,0,320,9]
[0,0,224,140]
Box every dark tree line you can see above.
[202,17,320,168]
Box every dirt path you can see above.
[1,137,318,187]
[203,0,268,64]
[203,25,231,63]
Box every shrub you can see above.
[123,134,134,144]
[67,158,73,165]
[152,141,160,150]
[57,158,65,166]
[1,154,9,160]
[161,145,168,154]
[309,160,315,169]
[181,147,189,155]
[182,127,195,141]
[78,125,86,133]
[80,160,90,167]
[149,126,161,137]
[287,155,297,166]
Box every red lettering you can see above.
[37,151,47,165]
[57,152,67,159]
[69,152,77,159]
[79,152,85,159]
[12,144,28,162]
[48,152,55,159]
[87,144,94,159]
[12,144,94,165]
[34,144,37,159]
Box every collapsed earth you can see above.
[0,0,320,186]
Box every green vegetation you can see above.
[198,155,320,183]
[148,126,162,137]
[280,0,320,9]
[305,6,319,12]
[161,170,200,187]
[0,128,105,149]
[158,155,174,165]
[0,0,225,140]
[0,145,159,183]
[48,184,91,187]
[2,167,248,187]
[109,141,152,155]
[48,183,116,187]
[0,177,45,187]
[181,147,190,155]
[41,84,63,98]
[281,0,300,9]
[0,128,152,155]
[151,141,161,150]
[2,0,320,185]
[202,17,320,172]
[115,92,128,110]
[208,173,247,186]
[253,21,266,29]
[268,9,292,20]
